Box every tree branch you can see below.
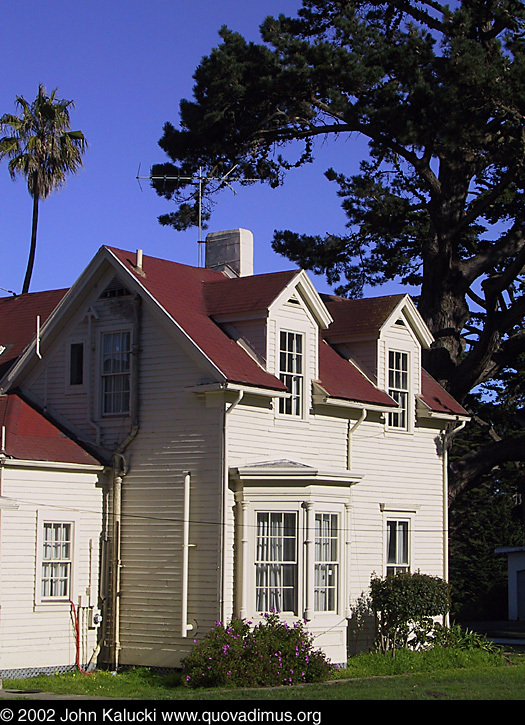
[450,433,525,504]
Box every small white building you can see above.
[495,547,525,621]
[0,229,468,670]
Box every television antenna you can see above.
[136,164,261,267]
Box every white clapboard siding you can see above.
[0,465,103,673]
[109,304,225,668]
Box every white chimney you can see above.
[205,228,253,277]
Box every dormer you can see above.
[322,294,434,431]
[205,266,332,420]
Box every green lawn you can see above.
[5,651,525,700]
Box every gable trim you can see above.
[268,270,333,330]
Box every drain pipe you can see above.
[110,471,123,670]
[181,471,195,638]
[441,417,467,625]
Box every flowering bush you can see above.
[181,613,335,688]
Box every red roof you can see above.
[106,247,467,414]
[321,294,405,340]
[0,289,68,379]
[0,394,100,465]
[318,341,397,407]
[204,270,298,317]
[419,369,468,416]
[106,247,287,392]
[0,247,465,417]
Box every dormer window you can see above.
[279,331,304,416]
[388,350,409,429]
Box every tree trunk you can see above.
[22,194,39,294]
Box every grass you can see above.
[5,650,525,700]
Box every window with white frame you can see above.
[40,522,73,599]
[386,519,410,575]
[101,331,131,415]
[314,513,339,612]
[278,331,304,416]
[388,350,409,429]
[255,512,298,613]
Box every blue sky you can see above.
[0,0,397,299]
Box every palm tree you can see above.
[0,85,87,293]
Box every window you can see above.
[41,522,73,599]
[386,520,409,575]
[314,513,339,612]
[69,342,84,386]
[101,331,131,415]
[278,331,303,416]
[255,512,297,613]
[388,350,409,429]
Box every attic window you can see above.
[395,318,405,326]
[100,277,130,299]
[287,297,300,305]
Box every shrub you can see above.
[181,613,336,688]
[368,572,451,652]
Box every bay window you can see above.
[314,513,339,612]
[255,512,297,614]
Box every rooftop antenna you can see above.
[136,164,260,267]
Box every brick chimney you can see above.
[205,229,253,277]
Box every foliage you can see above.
[0,84,87,293]
[152,0,525,503]
[431,623,502,653]
[180,613,335,689]
[448,355,525,620]
[344,642,505,678]
[364,572,451,652]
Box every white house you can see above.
[0,228,468,671]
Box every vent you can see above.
[100,277,131,299]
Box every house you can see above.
[0,228,468,672]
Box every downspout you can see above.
[441,417,467,625]
[108,294,142,668]
[220,389,243,624]
[110,472,122,670]
[181,471,195,638]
